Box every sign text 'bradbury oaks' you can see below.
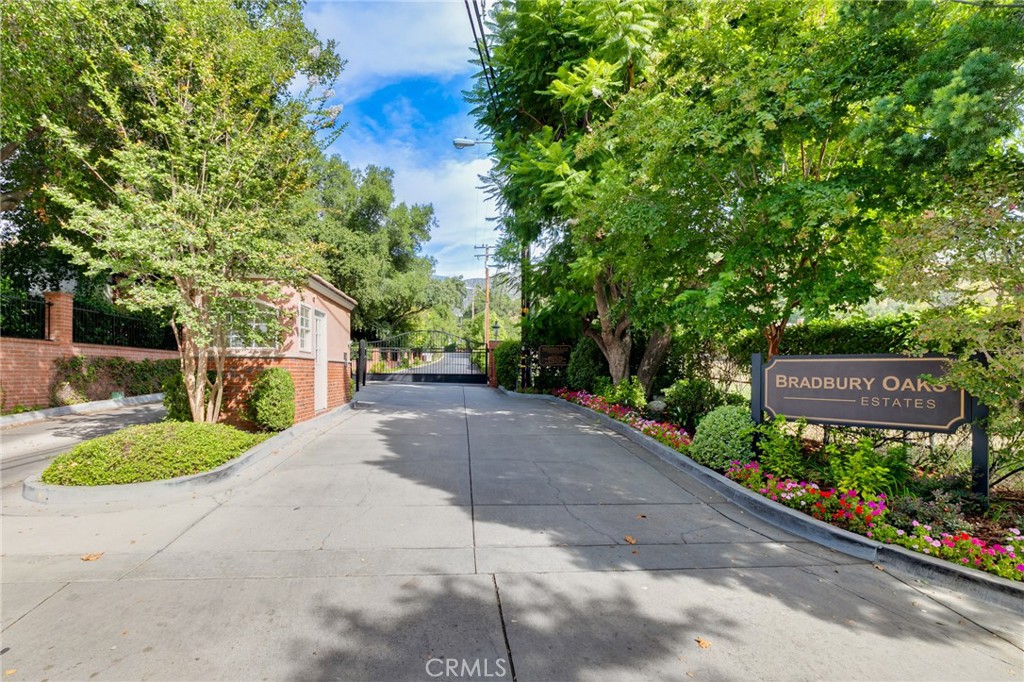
[759,355,970,432]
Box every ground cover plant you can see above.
[41,422,268,486]
[553,387,1024,582]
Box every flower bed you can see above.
[552,387,1023,582]
[552,388,692,450]
[727,460,1022,581]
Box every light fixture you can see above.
[452,137,491,149]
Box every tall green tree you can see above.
[305,155,464,338]
[43,0,341,423]
[886,148,1024,485]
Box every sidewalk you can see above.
[0,403,166,490]
[1,383,1021,681]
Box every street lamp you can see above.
[492,320,500,341]
[452,137,491,149]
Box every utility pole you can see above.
[475,244,492,346]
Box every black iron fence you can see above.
[72,305,177,350]
[360,330,487,384]
[0,295,49,340]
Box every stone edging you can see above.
[1,393,165,429]
[22,402,354,505]
[497,386,1024,614]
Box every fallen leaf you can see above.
[695,637,711,649]
[874,564,885,572]
[5,670,17,677]
[81,552,104,562]
[631,549,639,555]
[624,535,637,545]
[686,673,694,678]
[636,514,647,519]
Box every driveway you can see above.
[1,384,1021,681]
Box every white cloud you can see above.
[305,1,475,104]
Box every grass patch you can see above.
[41,422,270,486]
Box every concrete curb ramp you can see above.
[22,402,354,505]
[499,387,1024,614]
[1,392,165,429]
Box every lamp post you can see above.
[492,320,500,341]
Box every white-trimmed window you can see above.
[298,304,312,352]
[227,302,277,349]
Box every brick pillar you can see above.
[487,340,499,388]
[43,291,74,347]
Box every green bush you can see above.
[566,337,607,392]
[41,422,268,485]
[825,438,911,495]
[726,314,922,366]
[494,339,520,389]
[247,367,295,432]
[601,376,647,410]
[689,405,756,470]
[663,378,727,434]
[51,356,179,406]
[756,416,808,480]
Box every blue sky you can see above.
[303,0,500,280]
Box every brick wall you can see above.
[0,337,179,410]
[218,357,351,429]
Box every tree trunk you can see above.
[636,325,673,399]
[763,320,788,359]
[584,265,633,385]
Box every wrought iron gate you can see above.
[355,331,487,384]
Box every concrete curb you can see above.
[22,402,354,505]
[1,393,165,429]
[502,388,1024,614]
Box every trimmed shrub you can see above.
[726,314,922,366]
[663,378,727,434]
[566,336,607,392]
[689,405,756,470]
[494,339,520,389]
[41,422,268,485]
[247,367,295,431]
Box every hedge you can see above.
[726,314,922,366]
[494,340,520,390]
[51,356,180,406]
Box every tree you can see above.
[471,0,676,393]
[602,0,1024,357]
[304,155,463,338]
[886,149,1024,485]
[43,0,341,423]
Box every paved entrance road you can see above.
[1,384,1021,681]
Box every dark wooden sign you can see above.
[752,353,989,498]
[760,355,969,432]
[538,344,571,368]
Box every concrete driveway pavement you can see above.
[1,384,1021,681]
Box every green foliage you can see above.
[885,489,971,535]
[885,150,1024,486]
[162,371,210,423]
[494,340,520,390]
[40,0,341,424]
[726,315,921,366]
[303,156,462,338]
[246,368,295,432]
[663,378,729,435]
[826,438,911,496]
[566,336,607,393]
[41,422,268,486]
[690,405,755,471]
[601,376,647,410]
[51,356,178,406]
[756,416,808,481]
